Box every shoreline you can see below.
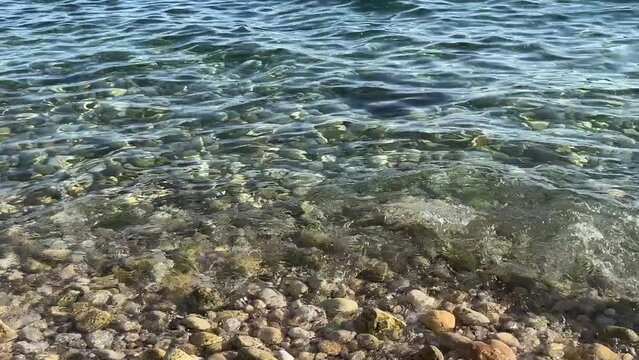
[1,222,637,360]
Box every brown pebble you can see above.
[487,339,516,360]
[438,332,473,351]
[493,332,519,348]
[468,341,508,360]
[421,310,455,333]
[565,343,620,360]
[317,340,341,356]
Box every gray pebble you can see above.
[260,288,287,309]
[18,326,43,342]
[86,330,115,349]
[286,280,308,298]
[454,306,490,325]
[288,327,314,340]
[55,333,86,348]
[276,349,295,360]
[94,349,126,360]
[14,340,49,354]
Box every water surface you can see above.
[1,0,639,297]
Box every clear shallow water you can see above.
[1,0,639,296]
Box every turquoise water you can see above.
[1,1,639,296]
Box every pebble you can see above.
[75,308,113,332]
[86,330,115,349]
[0,319,18,343]
[454,307,491,326]
[165,348,194,360]
[190,332,224,348]
[318,340,342,355]
[320,298,359,317]
[350,351,367,360]
[276,350,295,360]
[14,340,49,354]
[207,354,228,360]
[291,303,325,323]
[355,333,381,350]
[565,343,620,360]
[237,347,278,360]
[286,280,308,298]
[257,326,283,345]
[185,314,212,331]
[59,264,77,280]
[518,327,541,349]
[493,332,519,348]
[415,345,445,360]
[603,326,639,344]
[94,349,126,360]
[223,317,242,333]
[438,332,473,350]
[469,341,508,360]
[260,288,287,309]
[406,289,437,309]
[356,307,406,339]
[18,325,43,342]
[288,327,315,340]
[546,343,565,359]
[325,329,355,344]
[86,290,111,306]
[141,348,167,360]
[233,335,264,348]
[488,339,516,360]
[298,352,315,360]
[116,319,141,332]
[54,333,85,348]
[142,310,169,332]
[420,310,455,333]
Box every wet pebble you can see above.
[256,326,283,345]
[454,306,491,326]
[86,330,115,349]
[421,310,455,333]
[260,288,287,309]
[18,325,43,342]
[492,332,519,348]
[185,314,212,331]
[320,298,358,317]
[405,289,437,310]
[317,340,342,355]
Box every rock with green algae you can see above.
[190,332,224,349]
[565,343,620,360]
[231,254,264,276]
[443,246,479,272]
[164,348,193,360]
[296,229,331,249]
[141,348,166,360]
[602,326,639,345]
[189,286,225,311]
[355,307,406,340]
[358,261,393,282]
[73,306,113,332]
[170,242,202,273]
